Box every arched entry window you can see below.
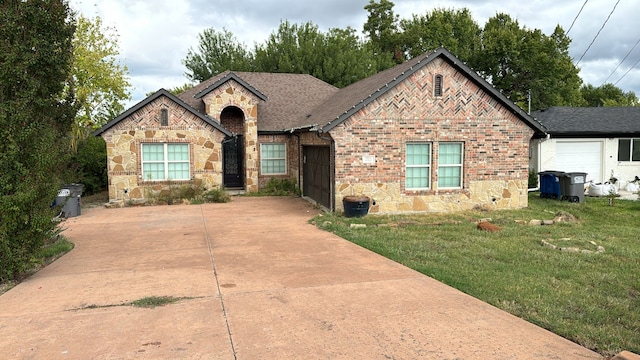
[220,106,244,134]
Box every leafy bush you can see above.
[64,136,108,195]
[255,178,300,196]
[202,188,231,203]
[528,169,538,189]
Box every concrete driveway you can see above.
[0,196,602,359]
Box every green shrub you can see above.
[202,188,231,203]
[256,178,300,196]
[528,169,538,189]
[64,136,107,195]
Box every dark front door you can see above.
[303,146,331,208]
[223,136,244,188]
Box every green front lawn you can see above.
[315,194,640,356]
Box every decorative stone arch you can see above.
[200,81,260,192]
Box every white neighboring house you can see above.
[530,106,640,187]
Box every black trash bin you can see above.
[55,184,84,218]
[342,196,370,218]
[560,172,587,203]
[538,171,564,199]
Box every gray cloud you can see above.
[70,0,640,106]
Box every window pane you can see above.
[143,163,164,181]
[407,143,430,165]
[633,139,640,161]
[168,162,189,180]
[167,144,188,161]
[438,166,461,188]
[618,139,631,161]
[143,144,164,161]
[261,143,286,174]
[439,143,462,165]
[262,159,285,174]
[406,167,429,188]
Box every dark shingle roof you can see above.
[93,88,232,137]
[178,71,338,132]
[531,106,640,137]
[304,47,545,134]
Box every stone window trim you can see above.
[136,139,194,184]
[434,74,444,97]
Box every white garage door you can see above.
[556,141,602,183]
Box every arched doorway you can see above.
[220,106,245,189]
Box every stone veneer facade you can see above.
[329,58,535,214]
[200,80,260,192]
[100,96,227,201]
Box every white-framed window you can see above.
[406,143,431,190]
[141,143,190,181]
[438,142,463,188]
[260,143,286,175]
[618,139,640,162]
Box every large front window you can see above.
[618,139,640,161]
[406,143,431,189]
[438,143,463,188]
[260,143,286,175]
[141,143,190,181]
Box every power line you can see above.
[566,0,589,35]
[613,55,640,87]
[601,36,640,85]
[576,0,621,65]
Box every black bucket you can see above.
[343,196,370,218]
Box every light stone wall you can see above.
[100,96,226,201]
[201,80,260,192]
[336,179,528,213]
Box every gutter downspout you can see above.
[316,130,336,211]
[292,132,301,195]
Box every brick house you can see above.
[94,47,545,213]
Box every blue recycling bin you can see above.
[538,171,564,199]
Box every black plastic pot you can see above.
[342,195,370,218]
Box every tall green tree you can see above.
[183,28,253,82]
[0,0,77,281]
[400,8,481,62]
[580,83,639,106]
[70,15,131,150]
[363,0,402,66]
[253,21,325,75]
[473,14,582,111]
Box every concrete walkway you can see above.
[0,197,602,359]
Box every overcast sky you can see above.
[69,0,640,107]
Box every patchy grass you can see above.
[71,296,202,310]
[314,194,640,357]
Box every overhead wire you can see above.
[601,36,640,85]
[613,55,640,87]
[576,0,621,65]
[566,0,589,35]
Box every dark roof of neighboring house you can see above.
[531,106,640,137]
[304,47,545,134]
[93,88,232,137]
[178,71,338,132]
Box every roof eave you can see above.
[92,88,233,138]
[193,72,268,101]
